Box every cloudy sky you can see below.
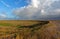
[0,0,60,20]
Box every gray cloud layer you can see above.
[13,0,60,20]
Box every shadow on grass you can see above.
[17,21,49,29]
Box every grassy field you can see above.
[0,20,60,39]
[0,20,43,39]
[0,20,41,26]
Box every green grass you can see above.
[0,23,13,26]
[16,25,25,28]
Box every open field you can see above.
[0,20,60,39]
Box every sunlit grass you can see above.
[0,23,13,26]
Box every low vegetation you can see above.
[0,23,13,26]
[0,20,59,39]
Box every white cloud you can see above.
[49,9,60,15]
[0,14,7,18]
[31,0,39,8]
[13,0,60,20]
[0,12,7,19]
[55,9,60,13]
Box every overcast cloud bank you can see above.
[13,0,60,20]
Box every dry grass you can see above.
[0,20,40,26]
[0,20,42,39]
[39,21,60,39]
[0,20,59,39]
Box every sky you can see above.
[0,0,60,20]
